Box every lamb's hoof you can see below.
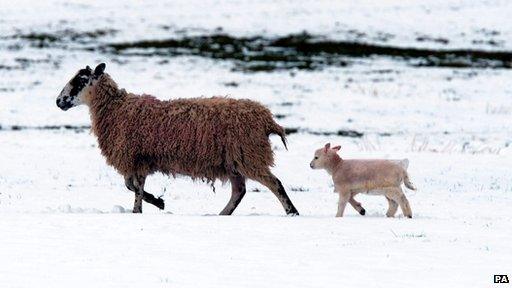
[133,207,142,213]
[406,215,412,219]
[287,212,299,217]
[359,208,366,216]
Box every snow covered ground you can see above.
[1,1,511,287]
[1,130,511,288]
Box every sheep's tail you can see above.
[404,172,417,191]
[268,122,288,150]
[280,134,288,150]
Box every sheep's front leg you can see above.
[126,175,146,213]
[124,176,164,210]
[336,189,350,217]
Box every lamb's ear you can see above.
[332,145,341,151]
[324,143,331,153]
[94,63,106,76]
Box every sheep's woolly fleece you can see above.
[88,74,287,182]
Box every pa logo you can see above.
[494,275,509,284]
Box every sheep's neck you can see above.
[325,155,342,176]
[88,75,127,138]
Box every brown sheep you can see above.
[310,143,416,218]
[56,63,299,215]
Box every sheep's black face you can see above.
[56,63,106,111]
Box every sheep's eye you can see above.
[314,156,318,160]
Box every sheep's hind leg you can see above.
[253,172,299,216]
[124,176,165,210]
[385,187,412,218]
[219,174,247,215]
[349,196,365,215]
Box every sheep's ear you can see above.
[324,143,331,153]
[94,63,106,76]
[332,145,341,151]
[86,65,92,71]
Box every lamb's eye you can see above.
[314,156,318,160]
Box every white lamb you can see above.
[310,143,416,218]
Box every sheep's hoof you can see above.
[155,198,165,210]
[359,208,366,216]
[133,207,142,213]
[406,215,412,219]
[287,212,299,217]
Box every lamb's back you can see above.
[335,159,405,189]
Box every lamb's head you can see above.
[310,143,341,169]
[56,63,106,110]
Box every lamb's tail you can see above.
[268,122,288,150]
[401,158,409,170]
[404,172,417,191]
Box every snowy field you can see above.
[1,1,511,287]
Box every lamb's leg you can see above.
[125,175,146,213]
[253,172,299,216]
[349,196,366,215]
[385,196,398,217]
[124,176,164,210]
[219,174,247,215]
[336,190,350,217]
[386,187,412,218]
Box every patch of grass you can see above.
[104,32,512,71]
